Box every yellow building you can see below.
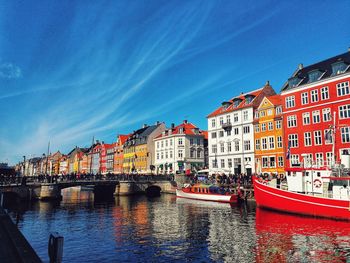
[123,123,165,174]
[254,95,285,177]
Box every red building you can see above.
[281,50,350,178]
[99,142,115,174]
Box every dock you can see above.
[0,207,41,263]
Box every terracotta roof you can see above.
[207,84,274,118]
[155,121,207,139]
[266,94,281,106]
[118,134,130,145]
[281,51,350,92]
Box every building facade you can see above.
[254,95,285,177]
[114,135,129,174]
[207,82,276,175]
[281,51,350,177]
[154,121,207,174]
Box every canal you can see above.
[4,188,350,262]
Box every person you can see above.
[276,174,281,189]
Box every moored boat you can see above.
[253,175,350,220]
[176,183,238,203]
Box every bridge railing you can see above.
[0,173,173,186]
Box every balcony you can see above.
[221,122,232,131]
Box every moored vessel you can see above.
[176,183,238,203]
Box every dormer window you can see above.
[308,69,323,83]
[331,61,348,75]
[179,128,184,134]
[288,76,302,88]
[232,98,242,107]
[245,95,255,104]
[221,101,231,110]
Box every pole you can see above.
[332,111,336,169]
[45,141,50,175]
[89,136,94,174]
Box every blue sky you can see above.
[1,0,349,164]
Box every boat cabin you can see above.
[328,177,350,200]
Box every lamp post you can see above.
[22,156,26,176]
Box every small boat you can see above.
[176,183,238,203]
[253,175,350,220]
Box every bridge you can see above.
[0,175,176,201]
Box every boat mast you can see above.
[331,111,336,172]
[89,136,94,174]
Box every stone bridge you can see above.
[0,179,176,201]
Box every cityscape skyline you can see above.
[1,1,350,164]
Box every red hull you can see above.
[253,178,350,220]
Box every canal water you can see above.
[5,188,350,262]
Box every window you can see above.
[302,154,312,168]
[267,109,272,116]
[341,127,350,143]
[178,138,183,145]
[244,140,251,151]
[269,157,276,168]
[221,159,225,168]
[262,157,268,168]
[170,139,173,146]
[261,123,266,131]
[337,81,349,96]
[220,143,225,153]
[190,138,194,145]
[276,120,281,129]
[226,115,231,124]
[211,119,216,128]
[286,96,295,108]
[290,154,300,165]
[157,142,160,149]
[212,159,218,168]
[165,140,168,147]
[314,130,322,145]
[269,137,275,149]
[157,153,159,160]
[262,138,268,150]
[301,92,308,105]
[326,152,333,168]
[234,113,238,122]
[255,124,260,133]
[268,122,273,130]
[165,152,168,159]
[312,110,320,123]
[303,112,310,125]
[276,106,282,115]
[277,136,282,148]
[321,86,329,100]
[170,151,173,158]
[243,126,250,134]
[322,108,331,122]
[227,130,231,136]
[243,111,248,121]
[178,150,183,158]
[287,115,297,128]
[234,128,239,135]
[255,111,259,119]
[304,132,312,146]
[161,152,164,159]
[228,158,232,168]
[219,117,224,125]
[197,138,201,145]
[288,134,298,148]
[339,104,350,119]
[211,132,217,139]
[311,89,318,103]
[324,129,333,144]
[315,153,323,168]
[234,141,240,151]
[212,145,217,154]
[219,130,224,137]
[255,139,260,150]
[260,111,266,117]
[278,156,284,167]
[197,150,201,158]
[227,142,232,152]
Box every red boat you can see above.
[253,176,350,220]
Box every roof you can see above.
[125,123,163,146]
[207,83,275,118]
[155,121,207,139]
[281,51,350,92]
[118,134,130,145]
[266,94,282,106]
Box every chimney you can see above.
[183,120,188,124]
[102,141,104,144]
[265,80,270,86]
[171,123,175,129]
[155,121,160,125]
[348,47,350,52]
[298,63,303,70]
[142,124,148,128]
[96,140,100,144]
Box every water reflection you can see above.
[3,188,350,262]
[255,208,350,262]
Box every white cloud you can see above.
[0,62,22,79]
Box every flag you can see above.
[286,141,291,160]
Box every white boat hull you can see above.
[176,189,236,203]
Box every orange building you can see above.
[254,95,285,177]
[114,135,129,174]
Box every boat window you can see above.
[292,172,296,177]
[287,172,291,177]
[305,172,309,177]
[317,172,321,177]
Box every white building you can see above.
[154,120,208,174]
[207,82,276,175]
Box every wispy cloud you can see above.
[0,62,22,79]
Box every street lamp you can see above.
[22,156,26,176]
